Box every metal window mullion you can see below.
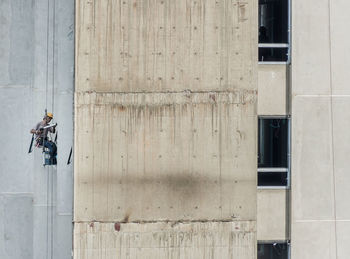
[258,43,289,48]
[258,61,288,65]
[258,167,288,172]
[288,0,291,64]
[257,186,289,190]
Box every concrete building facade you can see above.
[1,0,350,258]
[291,0,350,258]
[74,0,258,258]
[0,0,74,258]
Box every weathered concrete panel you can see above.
[74,221,256,259]
[332,97,350,219]
[292,221,336,259]
[257,64,287,115]
[330,0,350,95]
[75,0,257,92]
[292,0,331,95]
[257,190,287,241]
[0,0,34,85]
[0,88,33,193]
[56,214,73,259]
[0,195,33,259]
[292,96,334,220]
[336,221,350,259]
[75,0,258,257]
[75,91,257,222]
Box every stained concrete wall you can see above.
[291,0,350,258]
[74,221,256,259]
[74,0,258,258]
[258,64,288,115]
[0,0,74,258]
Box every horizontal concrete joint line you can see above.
[76,89,256,94]
[74,219,256,224]
[294,219,350,222]
[293,94,350,97]
[0,192,33,196]
[34,204,56,207]
[57,213,73,216]
[0,84,30,89]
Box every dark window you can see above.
[259,47,288,62]
[259,0,288,44]
[258,118,288,168]
[258,170,288,187]
[258,243,289,259]
[259,0,289,62]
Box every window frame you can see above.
[257,240,291,259]
[257,116,291,189]
[258,0,291,64]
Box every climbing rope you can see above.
[45,0,50,257]
[51,1,56,258]
[44,0,56,258]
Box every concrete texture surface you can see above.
[75,0,257,93]
[75,91,257,222]
[292,221,336,259]
[291,0,350,258]
[0,0,74,258]
[74,221,256,259]
[74,0,258,257]
[0,195,33,258]
[258,64,287,115]
[257,189,287,241]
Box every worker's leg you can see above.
[44,141,57,164]
[45,141,57,155]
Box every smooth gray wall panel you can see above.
[9,0,34,84]
[0,195,33,259]
[0,88,33,193]
[0,0,74,258]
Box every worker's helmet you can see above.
[47,112,53,118]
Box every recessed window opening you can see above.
[258,169,288,187]
[258,242,290,259]
[258,117,290,187]
[259,0,289,62]
[258,118,288,168]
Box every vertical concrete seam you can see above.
[327,0,338,257]
[52,0,56,114]
[46,162,50,258]
[45,1,51,257]
[45,0,50,110]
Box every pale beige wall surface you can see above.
[75,0,257,92]
[75,0,258,258]
[291,0,350,258]
[75,91,257,222]
[257,64,287,115]
[329,0,350,95]
[257,190,287,241]
[74,221,256,259]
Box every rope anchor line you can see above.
[45,0,56,258]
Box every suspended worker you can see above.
[30,112,57,165]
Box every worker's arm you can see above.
[30,128,43,135]
[48,123,57,133]
[30,123,42,135]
